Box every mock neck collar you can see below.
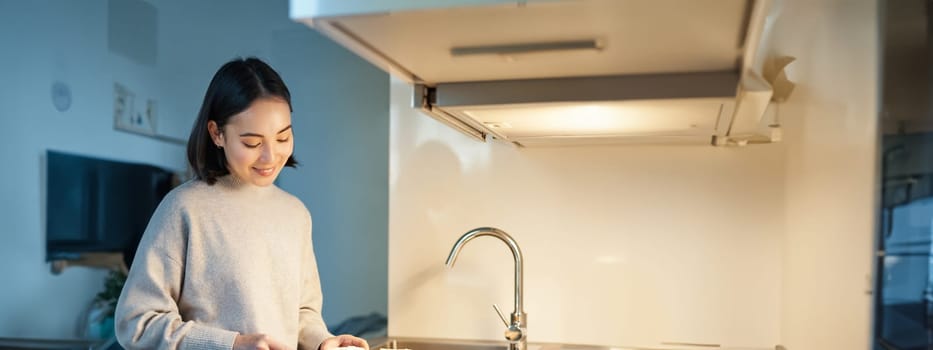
[213,174,276,194]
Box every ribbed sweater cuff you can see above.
[182,324,238,350]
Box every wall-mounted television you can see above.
[46,150,175,266]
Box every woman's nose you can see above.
[259,143,274,162]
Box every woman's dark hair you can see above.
[187,57,298,184]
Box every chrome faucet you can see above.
[445,227,526,350]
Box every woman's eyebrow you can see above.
[239,125,292,137]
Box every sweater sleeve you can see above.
[298,221,334,350]
[114,195,239,350]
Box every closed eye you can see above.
[243,142,260,148]
[277,137,290,143]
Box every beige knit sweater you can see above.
[115,175,333,350]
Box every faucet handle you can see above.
[492,304,509,327]
[494,304,523,342]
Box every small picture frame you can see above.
[113,82,156,136]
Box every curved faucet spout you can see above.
[445,227,525,320]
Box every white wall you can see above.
[0,0,185,338]
[0,0,388,338]
[388,78,786,348]
[773,0,878,349]
[155,1,300,141]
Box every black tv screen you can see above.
[46,150,174,264]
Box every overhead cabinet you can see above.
[292,0,781,146]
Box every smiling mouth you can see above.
[253,167,275,176]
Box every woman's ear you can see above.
[207,120,224,148]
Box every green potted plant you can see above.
[90,270,127,339]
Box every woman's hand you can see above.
[234,333,291,350]
[319,334,370,350]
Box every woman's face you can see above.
[208,97,294,187]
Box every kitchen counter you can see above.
[366,336,775,350]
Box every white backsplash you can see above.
[388,78,786,348]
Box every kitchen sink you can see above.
[368,338,607,350]
[371,338,508,350]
